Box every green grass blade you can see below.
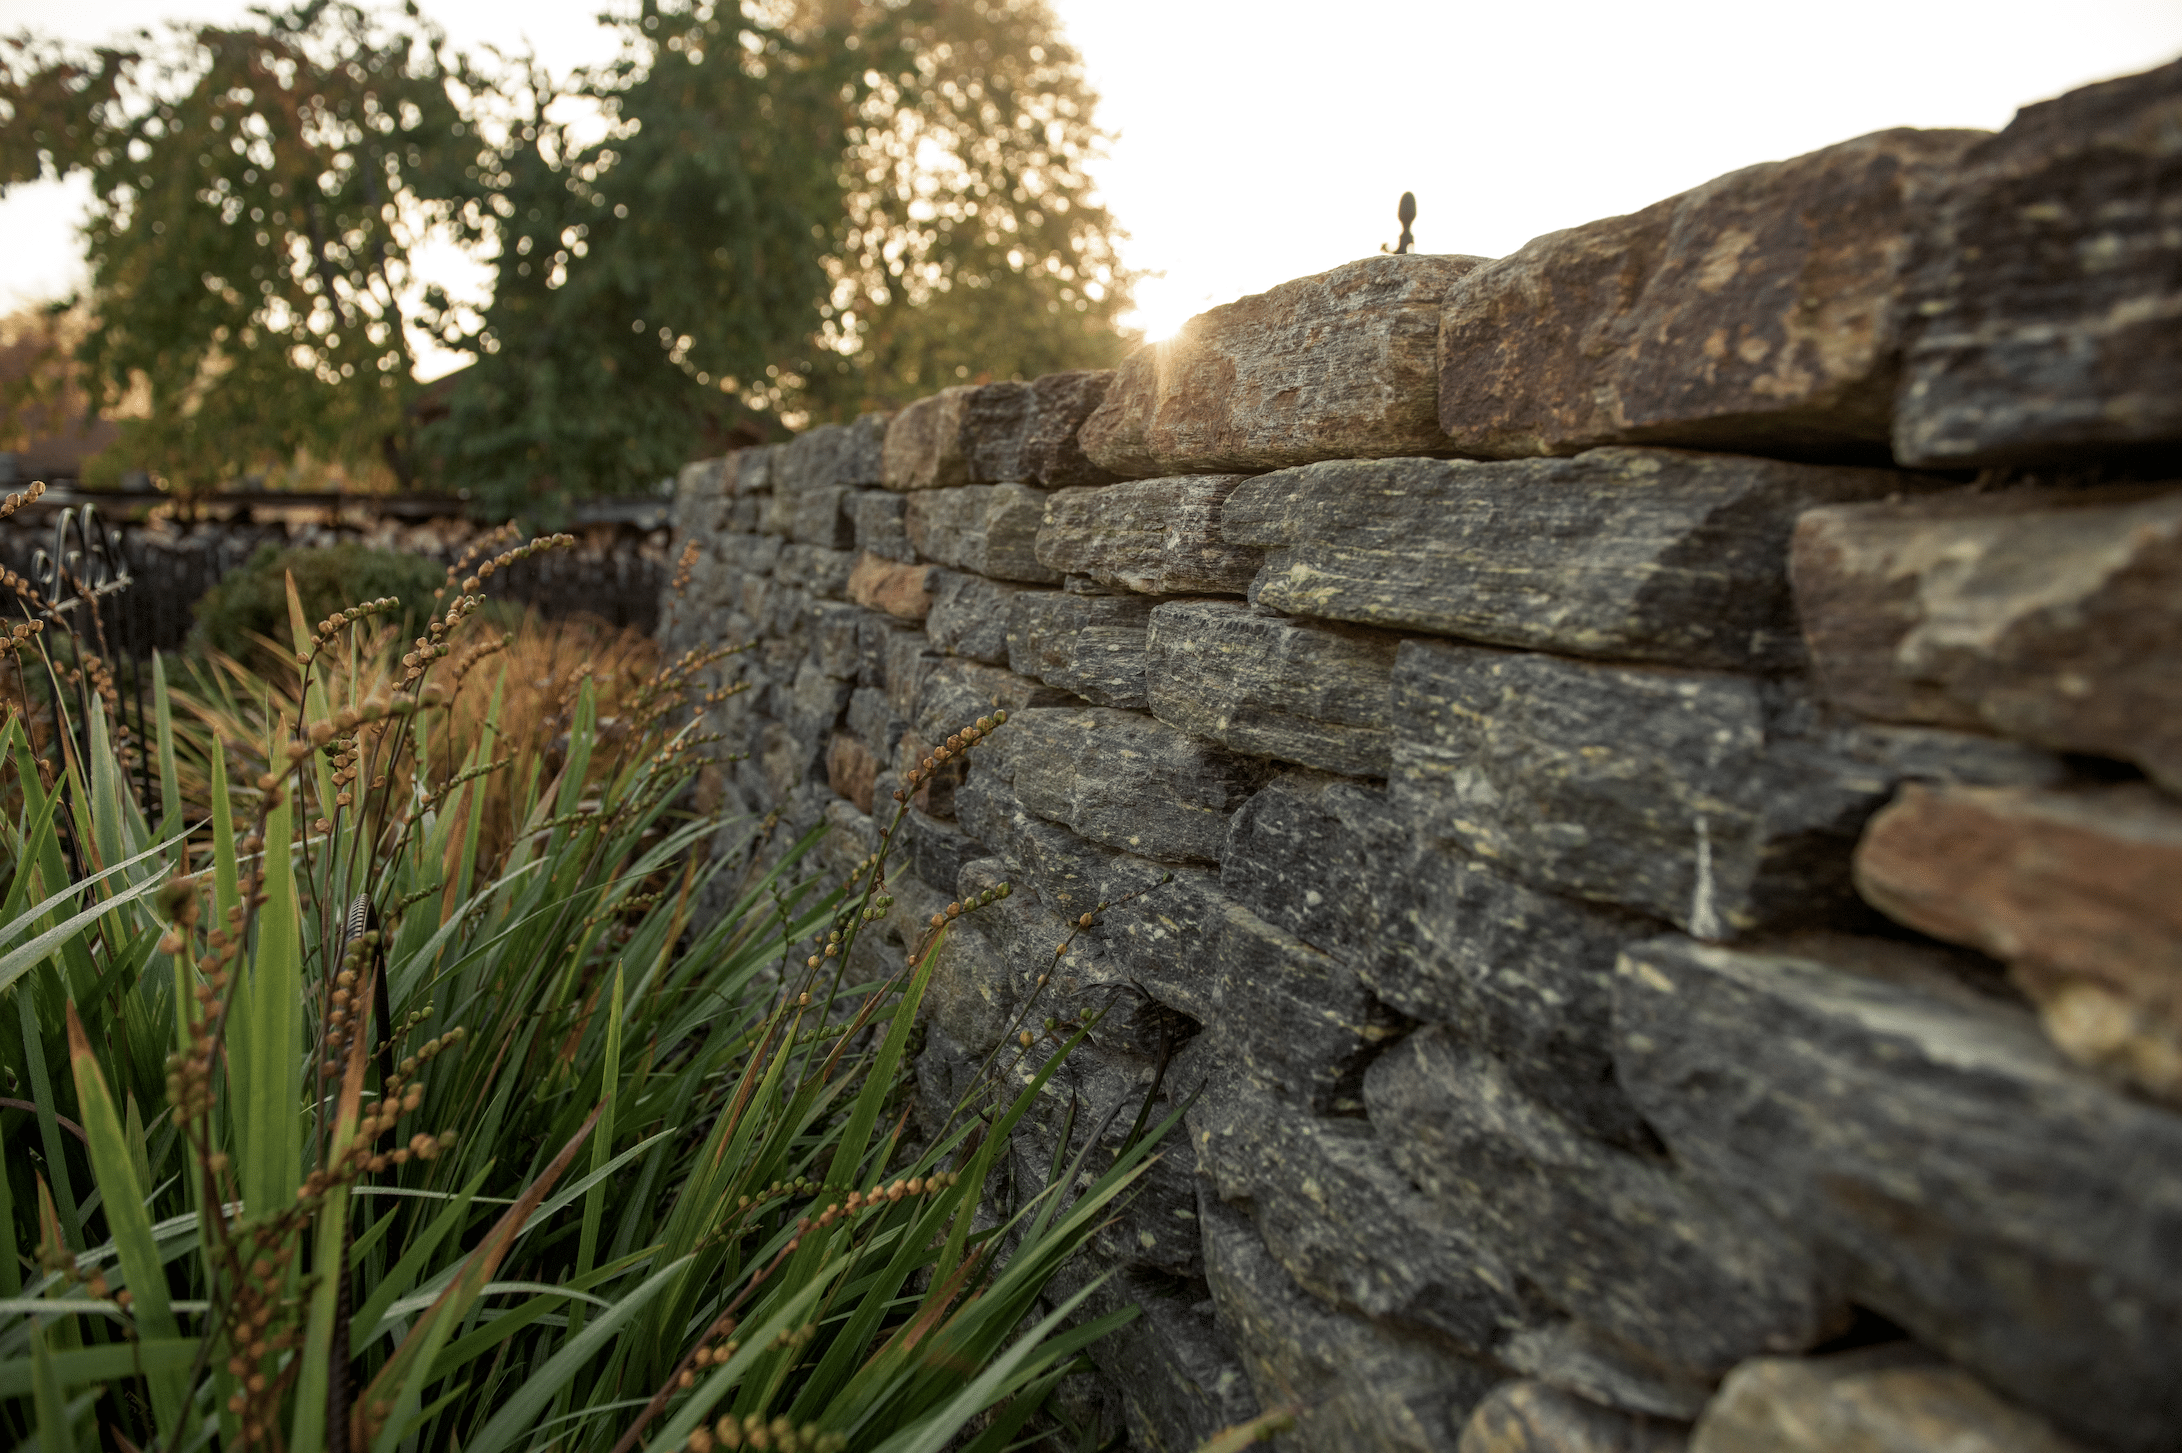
[30,1316,78,1453]
[152,651,182,835]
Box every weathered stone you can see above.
[732,443,781,495]
[720,530,784,575]
[849,489,916,563]
[994,707,1267,864]
[1459,1383,1688,1453]
[1023,369,1122,487]
[774,544,857,599]
[1438,129,1981,462]
[905,483,1061,583]
[910,660,1078,749]
[1146,601,1399,776]
[841,412,890,484]
[1221,772,1662,1148]
[960,379,1035,482]
[1202,1194,1497,1453]
[1614,934,2182,1451]
[1081,255,1486,476]
[880,627,942,718]
[786,660,851,744]
[1005,591,1158,708]
[758,486,796,537]
[1037,476,1262,594]
[788,485,857,549]
[1895,61,2182,468]
[825,733,878,814]
[807,601,863,679]
[881,383,1034,491]
[1390,641,2064,937]
[670,456,731,539]
[1790,484,2182,788]
[1856,782,2182,1102]
[1369,1027,1834,1376]
[1689,1346,2090,1453]
[904,807,985,899]
[925,570,1029,665]
[1187,1070,1530,1352]
[845,552,936,621]
[1050,1260,1260,1453]
[1226,451,1927,671]
[777,422,859,493]
[896,727,966,818]
[754,719,817,804]
[845,686,904,759]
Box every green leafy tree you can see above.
[0,3,476,493]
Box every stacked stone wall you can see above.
[656,58,2182,1453]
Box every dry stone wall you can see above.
[656,58,2182,1453]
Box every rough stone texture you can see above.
[1037,476,1262,594]
[1005,591,1159,708]
[924,569,1030,665]
[1146,601,1399,777]
[880,385,976,491]
[1369,1027,1834,1376]
[1201,1193,1496,1453]
[1222,773,1661,1148]
[1894,60,2182,469]
[1689,1347,2089,1453]
[1855,781,2182,1102]
[789,485,857,549]
[809,602,864,679]
[1389,640,2064,937]
[849,490,917,563]
[1615,934,2182,1451]
[1023,369,1123,487]
[774,543,857,598]
[995,707,1267,864]
[1437,129,1983,462]
[960,379,1036,482]
[905,483,1061,583]
[1459,1383,1688,1453]
[1081,255,1487,476]
[733,443,780,495]
[845,552,936,621]
[670,456,730,540]
[1225,450,1928,671]
[1790,484,2182,788]
[826,733,878,814]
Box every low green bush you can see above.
[0,537,1170,1453]
[189,541,448,661]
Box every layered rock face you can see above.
[657,58,2180,1453]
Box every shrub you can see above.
[0,521,1172,1453]
[189,540,448,662]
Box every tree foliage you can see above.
[0,0,1134,516]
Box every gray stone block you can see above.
[1023,369,1122,488]
[1202,1193,1498,1453]
[1615,934,2182,1452]
[1895,60,2182,469]
[809,601,864,680]
[1005,591,1159,708]
[1146,600,1400,777]
[845,686,905,759]
[1223,450,1928,672]
[773,543,857,598]
[962,379,1036,482]
[994,706,1268,864]
[789,485,857,549]
[905,482,1060,583]
[1368,1027,1835,1377]
[925,569,1031,665]
[849,489,916,562]
[1036,475,1263,594]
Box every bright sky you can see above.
[4,0,2180,353]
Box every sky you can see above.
[4,0,2181,353]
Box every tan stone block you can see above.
[880,386,977,491]
[1855,781,2182,1101]
[1791,484,2182,788]
[1438,129,1982,461]
[845,552,935,621]
[1690,1348,2088,1453]
[1459,1382,1686,1453]
[1078,254,1486,476]
[825,733,877,815]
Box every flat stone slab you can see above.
[1791,484,2182,789]
[1004,590,1159,709]
[845,552,936,621]
[1145,601,1399,777]
[905,482,1060,583]
[993,706,1267,864]
[1390,641,2066,936]
[1437,128,1982,461]
[1036,475,1262,594]
[881,382,1034,490]
[925,570,1031,665]
[1691,1347,2089,1453]
[850,490,916,562]
[1080,254,1486,476]
[1894,59,2182,469]
[1226,449,1926,671]
[1615,933,2182,1452]
[1855,781,2182,1104]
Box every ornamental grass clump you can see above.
[0,498,1179,1453]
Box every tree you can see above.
[2,0,1135,517]
[0,3,476,492]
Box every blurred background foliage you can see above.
[0,0,1137,519]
